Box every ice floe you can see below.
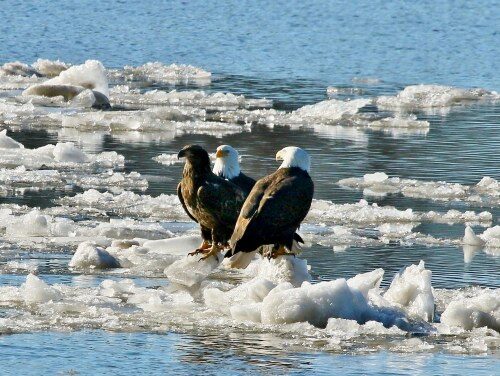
[23,60,110,108]
[31,58,69,78]
[69,242,121,269]
[0,140,124,170]
[440,289,499,332]
[377,84,499,110]
[110,87,271,111]
[119,62,211,85]
[338,173,500,206]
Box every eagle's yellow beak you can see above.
[276,150,284,161]
[216,149,226,158]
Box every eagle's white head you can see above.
[213,144,241,179]
[276,146,311,172]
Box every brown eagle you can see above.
[177,145,246,259]
[227,147,314,259]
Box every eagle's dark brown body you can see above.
[177,145,246,246]
[229,167,314,256]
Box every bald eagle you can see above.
[213,145,256,194]
[177,145,246,259]
[228,147,314,259]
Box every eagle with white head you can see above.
[228,146,314,259]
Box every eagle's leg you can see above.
[188,240,211,256]
[199,242,222,261]
[270,244,294,259]
[200,231,223,260]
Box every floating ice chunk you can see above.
[326,86,365,96]
[69,242,120,269]
[0,130,24,149]
[480,226,500,248]
[23,60,109,107]
[363,172,388,184]
[5,209,50,237]
[368,114,430,129]
[352,77,381,85]
[164,254,221,287]
[99,278,137,298]
[45,60,108,98]
[347,268,384,298]
[293,98,372,124]
[0,167,63,190]
[122,62,211,84]
[377,84,498,109]
[463,226,486,246]
[308,199,418,224]
[441,290,499,332]
[57,189,186,220]
[383,261,434,322]
[222,250,259,269]
[53,142,88,163]
[32,58,69,77]
[143,235,202,256]
[68,171,148,191]
[4,260,39,273]
[338,173,499,206]
[20,274,61,303]
[244,255,311,287]
[153,153,182,166]
[204,277,276,316]
[96,219,171,240]
[0,61,39,77]
[261,278,371,327]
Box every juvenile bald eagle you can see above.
[228,147,314,259]
[213,145,256,194]
[177,145,246,259]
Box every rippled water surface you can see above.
[1,0,499,374]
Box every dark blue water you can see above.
[2,0,499,89]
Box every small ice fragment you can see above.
[441,290,499,332]
[143,235,202,256]
[363,172,388,184]
[463,226,486,246]
[69,242,120,269]
[164,253,221,287]
[53,142,88,163]
[245,255,311,287]
[383,261,435,322]
[0,130,24,149]
[21,274,61,303]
